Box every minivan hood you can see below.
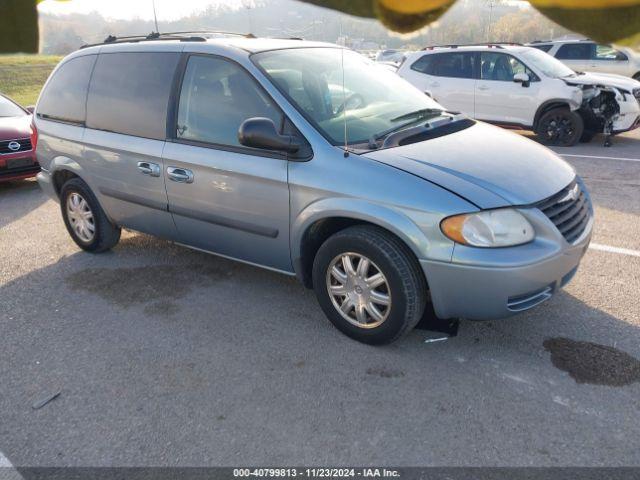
[363,122,575,209]
[567,72,640,92]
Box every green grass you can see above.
[0,55,62,106]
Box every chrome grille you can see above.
[0,138,32,155]
[537,180,591,244]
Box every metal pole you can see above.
[152,0,160,33]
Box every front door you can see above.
[475,52,541,127]
[163,54,292,272]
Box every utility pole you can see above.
[243,1,254,35]
[487,0,494,42]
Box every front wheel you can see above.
[535,108,584,147]
[312,225,427,345]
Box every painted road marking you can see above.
[561,154,640,163]
[0,450,23,480]
[0,453,11,468]
[590,243,640,257]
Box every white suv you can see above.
[398,44,640,146]
[528,39,640,80]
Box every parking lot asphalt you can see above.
[0,130,639,468]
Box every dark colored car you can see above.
[0,94,39,183]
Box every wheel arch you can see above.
[292,199,431,288]
[533,99,575,130]
[49,157,87,198]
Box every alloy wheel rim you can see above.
[545,115,575,144]
[66,192,95,243]
[326,252,392,329]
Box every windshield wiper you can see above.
[390,108,444,123]
[368,109,447,149]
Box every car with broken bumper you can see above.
[35,34,593,344]
[398,44,640,146]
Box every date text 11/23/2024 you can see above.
[233,469,400,477]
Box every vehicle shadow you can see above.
[1,233,639,466]
[0,179,47,230]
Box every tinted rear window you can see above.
[38,55,96,124]
[410,54,435,74]
[413,52,475,79]
[86,52,180,140]
[556,43,593,60]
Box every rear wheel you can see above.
[536,107,584,147]
[312,225,427,345]
[60,178,121,252]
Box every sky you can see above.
[37,0,248,20]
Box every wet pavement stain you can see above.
[543,337,640,387]
[67,264,227,314]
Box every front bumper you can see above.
[612,97,640,133]
[421,202,593,321]
[0,153,40,183]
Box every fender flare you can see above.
[533,99,579,130]
[291,197,431,275]
[48,157,87,196]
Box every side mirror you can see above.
[25,105,35,114]
[238,117,300,154]
[513,73,530,87]
[615,52,628,61]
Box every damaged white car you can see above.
[398,44,640,147]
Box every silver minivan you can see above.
[35,33,593,344]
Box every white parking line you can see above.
[561,154,640,163]
[0,451,11,467]
[0,450,23,480]
[590,243,640,257]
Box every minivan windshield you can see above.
[520,49,577,79]
[253,48,445,147]
[0,96,26,118]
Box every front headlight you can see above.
[440,209,535,248]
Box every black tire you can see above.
[535,107,584,147]
[579,130,597,143]
[312,225,427,345]
[633,72,640,81]
[60,177,121,252]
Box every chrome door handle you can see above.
[430,82,440,87]
[137,161,160,177]
[477,85,490,91]
[167,166,194,184]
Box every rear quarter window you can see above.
[37,55,97,124]
[86,52,180,140]
[410,54,435,74]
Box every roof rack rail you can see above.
[81,30,256,49]
[422,42,523,50]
